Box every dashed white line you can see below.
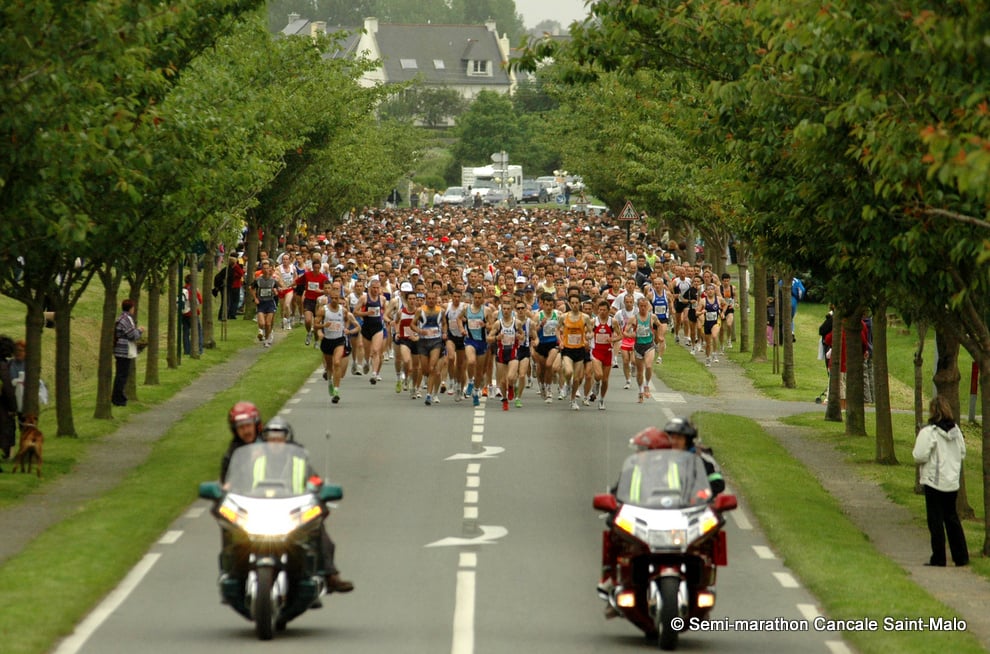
[459,552,477,568]
[773,572,800,588]
[464,491,479,504]
[467,463,481,475]
[826,641,853,654]
[752,545,776,559]
[797,603,820,621]
[464,506,479,520]
[451,570,476,654]
[466,476,480,489]
[729,509,753,530]
[184,507,206,519]
[157,530,182,545]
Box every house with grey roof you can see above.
[282,15,515,100]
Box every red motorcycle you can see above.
[594,448,737,650]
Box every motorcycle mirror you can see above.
[713,494,737,512]
[593,493,618,513]
[198,481,223,501]
[319,484,343,503]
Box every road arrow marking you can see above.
[425,525,508,548]
[445,446,504,461]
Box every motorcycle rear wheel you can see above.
[254,567,277,640]
[657,576,680,651]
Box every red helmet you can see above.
[228,401,261,439]
[629,426,672,452]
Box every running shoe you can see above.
[257,329,264,342]
[637,393,644,404]
[507,387,514,401]
[353,365,363,376]
[331,393,340,404]
[712,354,719,363]
[305,331,312,346]
[644,388,651,399]
[440,382,447,394]
[623,380,630,390]
[705,357,712,367]
[545,395,552,404]
[589,391,597,403]
[416,391,423,399]
[465,382,474,397]
[482,387,489,397]
[571,400,580,411]
[557,387,565,401]
[425,394,433,406]
[363,362,370,375]
[502,399,509,411]
[370,376,377,385]
[515,399,522,409]
[598,399,606,411]
[582,398,590,406]
[472,392,480,407]
[396,378,402,393]
[494,386,502,398]
[328,382,335,397]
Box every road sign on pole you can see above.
[618,201,637,221]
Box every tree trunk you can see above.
[243,220,259,320]
[980,357,990,556]
[735,242,750,354]
[167,261,178,369]
[914,322,928,430]
[872,300,896,464]
[94,267,123,419]
[187,253,201,360]
[144,272,162,385]
[824,308,843,422]
[124,280,143,403]
[202,248,218,348]
[51,296,77,437]
[932,329,973,518]
[751,263,767,362]
[780,275,795,388]
[843,307,867,436]
[21,299,46,419]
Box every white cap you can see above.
[400,282,414,293]
[515,276,527,284]
[410,268,420,275]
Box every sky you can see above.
[515,0,591,29]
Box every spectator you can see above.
[181,274,204,356]
[111,299,143,407]
[0,335,16,461]
[913,395,969,567]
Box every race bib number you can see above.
[307,281,320,292]
[366,306,381,318]
[566,333,581,346]
[259,287,273,299]
[595,331,611,345]
[422,326,440,339]
[543,324,557,337]
[467,318,485,332]
[706,311,718,321]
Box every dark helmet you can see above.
[228,401,261,439]
[628,426,672,452]
[261,415,294,442]
[663,417,698,447]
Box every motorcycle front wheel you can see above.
[657,576,680,651]
[254,567,277,640]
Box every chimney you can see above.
[485,18,497,33]
[311,21,327,38]
[364,16,379,35]
[287,12,300,24]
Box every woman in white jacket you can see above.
[912,395,969,567]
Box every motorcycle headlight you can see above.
[648,529,687,551]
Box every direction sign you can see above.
[618,200,637,222]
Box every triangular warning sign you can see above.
[618,201,637,221]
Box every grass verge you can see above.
[0,333,319,654]
[696,412,984,654]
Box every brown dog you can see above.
[12,414,43,478]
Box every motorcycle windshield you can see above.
[615,450,713,509]
[225,442,313,498]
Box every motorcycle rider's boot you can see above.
[326,573,354,593]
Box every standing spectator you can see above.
[913,395,969,567]
[410,191,419,209]
[432,189,443,207]
[112,299,144,407]
[0,335,16,461]
[213,256,244,320]
[387,188,402,208]
[181,274,204,356]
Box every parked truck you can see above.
[461,164,523,203]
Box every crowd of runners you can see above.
[243,206,738,411]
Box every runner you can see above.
[444,286,467,401]
[588,298,621,410]
[463,287,493,407]
[488,293,522,411]
[532,292,561,405]
[354,277,386,384]
[559,294,593,411]
[250,260,281,348]
[412,287,445,406]
[633,296,661,403]
[293,252,329,346]
[315,280,361,404]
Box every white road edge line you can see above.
[730,509,753,530]
[53,553,162,654]
[157,530,182,545]
[797,603,820,621]
[773,571,800,588]
[752,545,775,559]
[826,641,853,654]
[451,570,476,654]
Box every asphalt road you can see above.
[56,363,850,654]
